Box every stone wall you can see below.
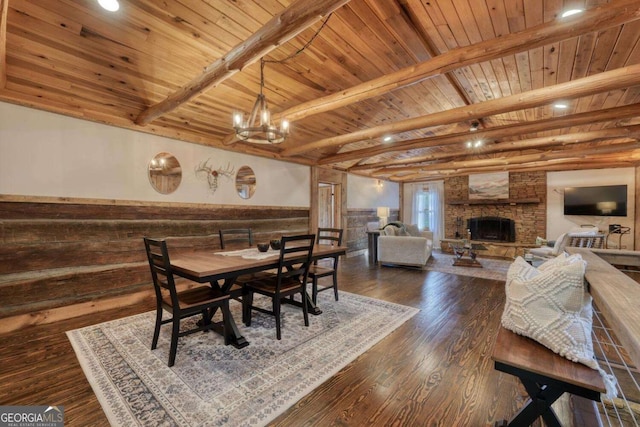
[444,172,546,244]
[346,208,398,256]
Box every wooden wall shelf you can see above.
[448,198,540,205]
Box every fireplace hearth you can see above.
[467,216,515,242]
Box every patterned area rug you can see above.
[67,292,419,427]
[425,250,512,281]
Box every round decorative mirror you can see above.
[235,165,256,199]
[148,152,182,194]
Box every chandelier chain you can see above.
[263,13,333,65]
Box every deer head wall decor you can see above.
[195,160,235,194]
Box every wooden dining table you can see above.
[170,244,347,349]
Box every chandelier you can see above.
[233,59,289,144]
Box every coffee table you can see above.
[452,243,487,268]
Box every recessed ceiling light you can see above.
[98,0,120,12]
[466,141,472,148]
[474,140,483,148]
[554,103,568,109]
[383,136,392,143]
[561,9,584,18]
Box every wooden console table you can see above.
[366,230,380,264]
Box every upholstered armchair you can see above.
[377,223,433,268]
[529,226,602,259]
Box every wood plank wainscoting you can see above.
[0,196,311,333]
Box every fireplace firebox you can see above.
[467,217,515,242]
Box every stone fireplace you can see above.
[467,216,515,242]
[444,171,547,248]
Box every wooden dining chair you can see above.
[242,234,315,340]
[219,228,253,249]
[308,228,343,304]
[144,237,233,367]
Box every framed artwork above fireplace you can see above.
[469,172,509,199]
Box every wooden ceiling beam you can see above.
[387,153,640,180]
[323,103,640,166]
[352,139,636,174]
[0,0,8,89]
[273,0,640,125]
[134,0,351,126]
[282,63,640,156]
[393,159,639,181]
[376,141,640,174]
[347,125,640,171]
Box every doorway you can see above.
[310,167,346,233]
[318,183,335,228]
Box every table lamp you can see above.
[377,206,390,228]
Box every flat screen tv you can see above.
[563,185,627,217]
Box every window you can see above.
[408,181,444,249]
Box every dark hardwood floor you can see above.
[0,255,525,426]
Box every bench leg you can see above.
[508,379,563,427]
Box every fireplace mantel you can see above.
[448,198,540,205]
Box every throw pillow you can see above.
[397,227,410,236]
[502,255,617,398]
[550,232,567,256]
[568,226,599,236]
[406,224,420,237]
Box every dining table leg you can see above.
[206,278,249,349]
[306,291,323,315]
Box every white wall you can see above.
[0,102,309,207]
[547,169,635,248]
[347,174,399,209]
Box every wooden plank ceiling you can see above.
[1,0,640,182]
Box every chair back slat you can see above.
[219,228,253,250]
[316,227,343,246]
[315,228,343,268]
[144,237,179,301]
[275,234,315,288]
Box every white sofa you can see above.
[377,223,433,268]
